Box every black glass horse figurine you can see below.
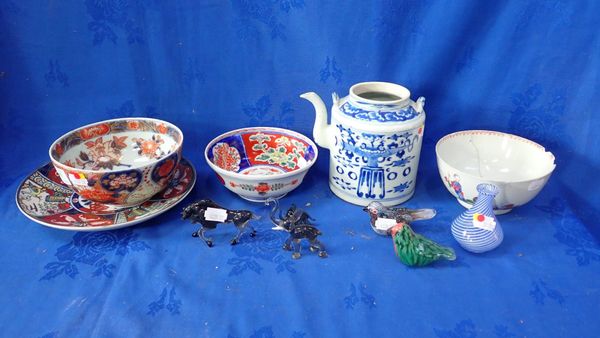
[269,200,327,259]
[182,199,257,247]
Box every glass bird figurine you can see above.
[390,222,456,267]
[363,201,436,235]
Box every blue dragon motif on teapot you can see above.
[339,101,421,123]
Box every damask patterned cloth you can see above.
[1,1,599,337]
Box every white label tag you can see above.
[55,167,70,185]
[204,207,228,222]
[472,213,496,231]
[374,218,397,231]
[68,172,88,185]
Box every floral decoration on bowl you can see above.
[205,127,318,202]
[49,118,183,206]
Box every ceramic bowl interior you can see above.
[50,118,183,172]
[436,130,555,182]
[206,127,317,177]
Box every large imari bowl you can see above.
[205,127,318,202]
[49,118,183,206]
[436,130,556,214]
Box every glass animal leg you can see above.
[248,225,257,237]
[283,236,293,251]
[310,239,328,258]
[230,222,247,245]
[197,227,213,247]
[291,239,302,259]
[309,239,319,252]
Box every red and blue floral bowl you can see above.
[49,118,183,206]
[205,127,318,202]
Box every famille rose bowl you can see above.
[205,127,318,202]
[436,130,556,214]
[49,118,183,206]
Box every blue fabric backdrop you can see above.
[1,1,599,337]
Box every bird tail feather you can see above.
[409,208,436,221]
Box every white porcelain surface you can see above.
[301,81,426,206]
[436,130,556,214]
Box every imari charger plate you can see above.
[16,158,196,231]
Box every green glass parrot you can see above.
[390,223,456,267]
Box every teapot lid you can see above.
[337,82,425,129]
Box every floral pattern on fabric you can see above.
[536,197,600,266]
[40,228,150,280]
[227,229,295,276]
[147,287,182,316]
[343,283,376,310]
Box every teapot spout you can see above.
[300,92,332,149]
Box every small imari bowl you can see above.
[49,118,183,206]
[436,130,556,214]
[205,127,318,202]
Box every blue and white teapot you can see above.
[301,82,426,206]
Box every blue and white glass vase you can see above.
[301,82,426,206]
[451,183,504,253]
